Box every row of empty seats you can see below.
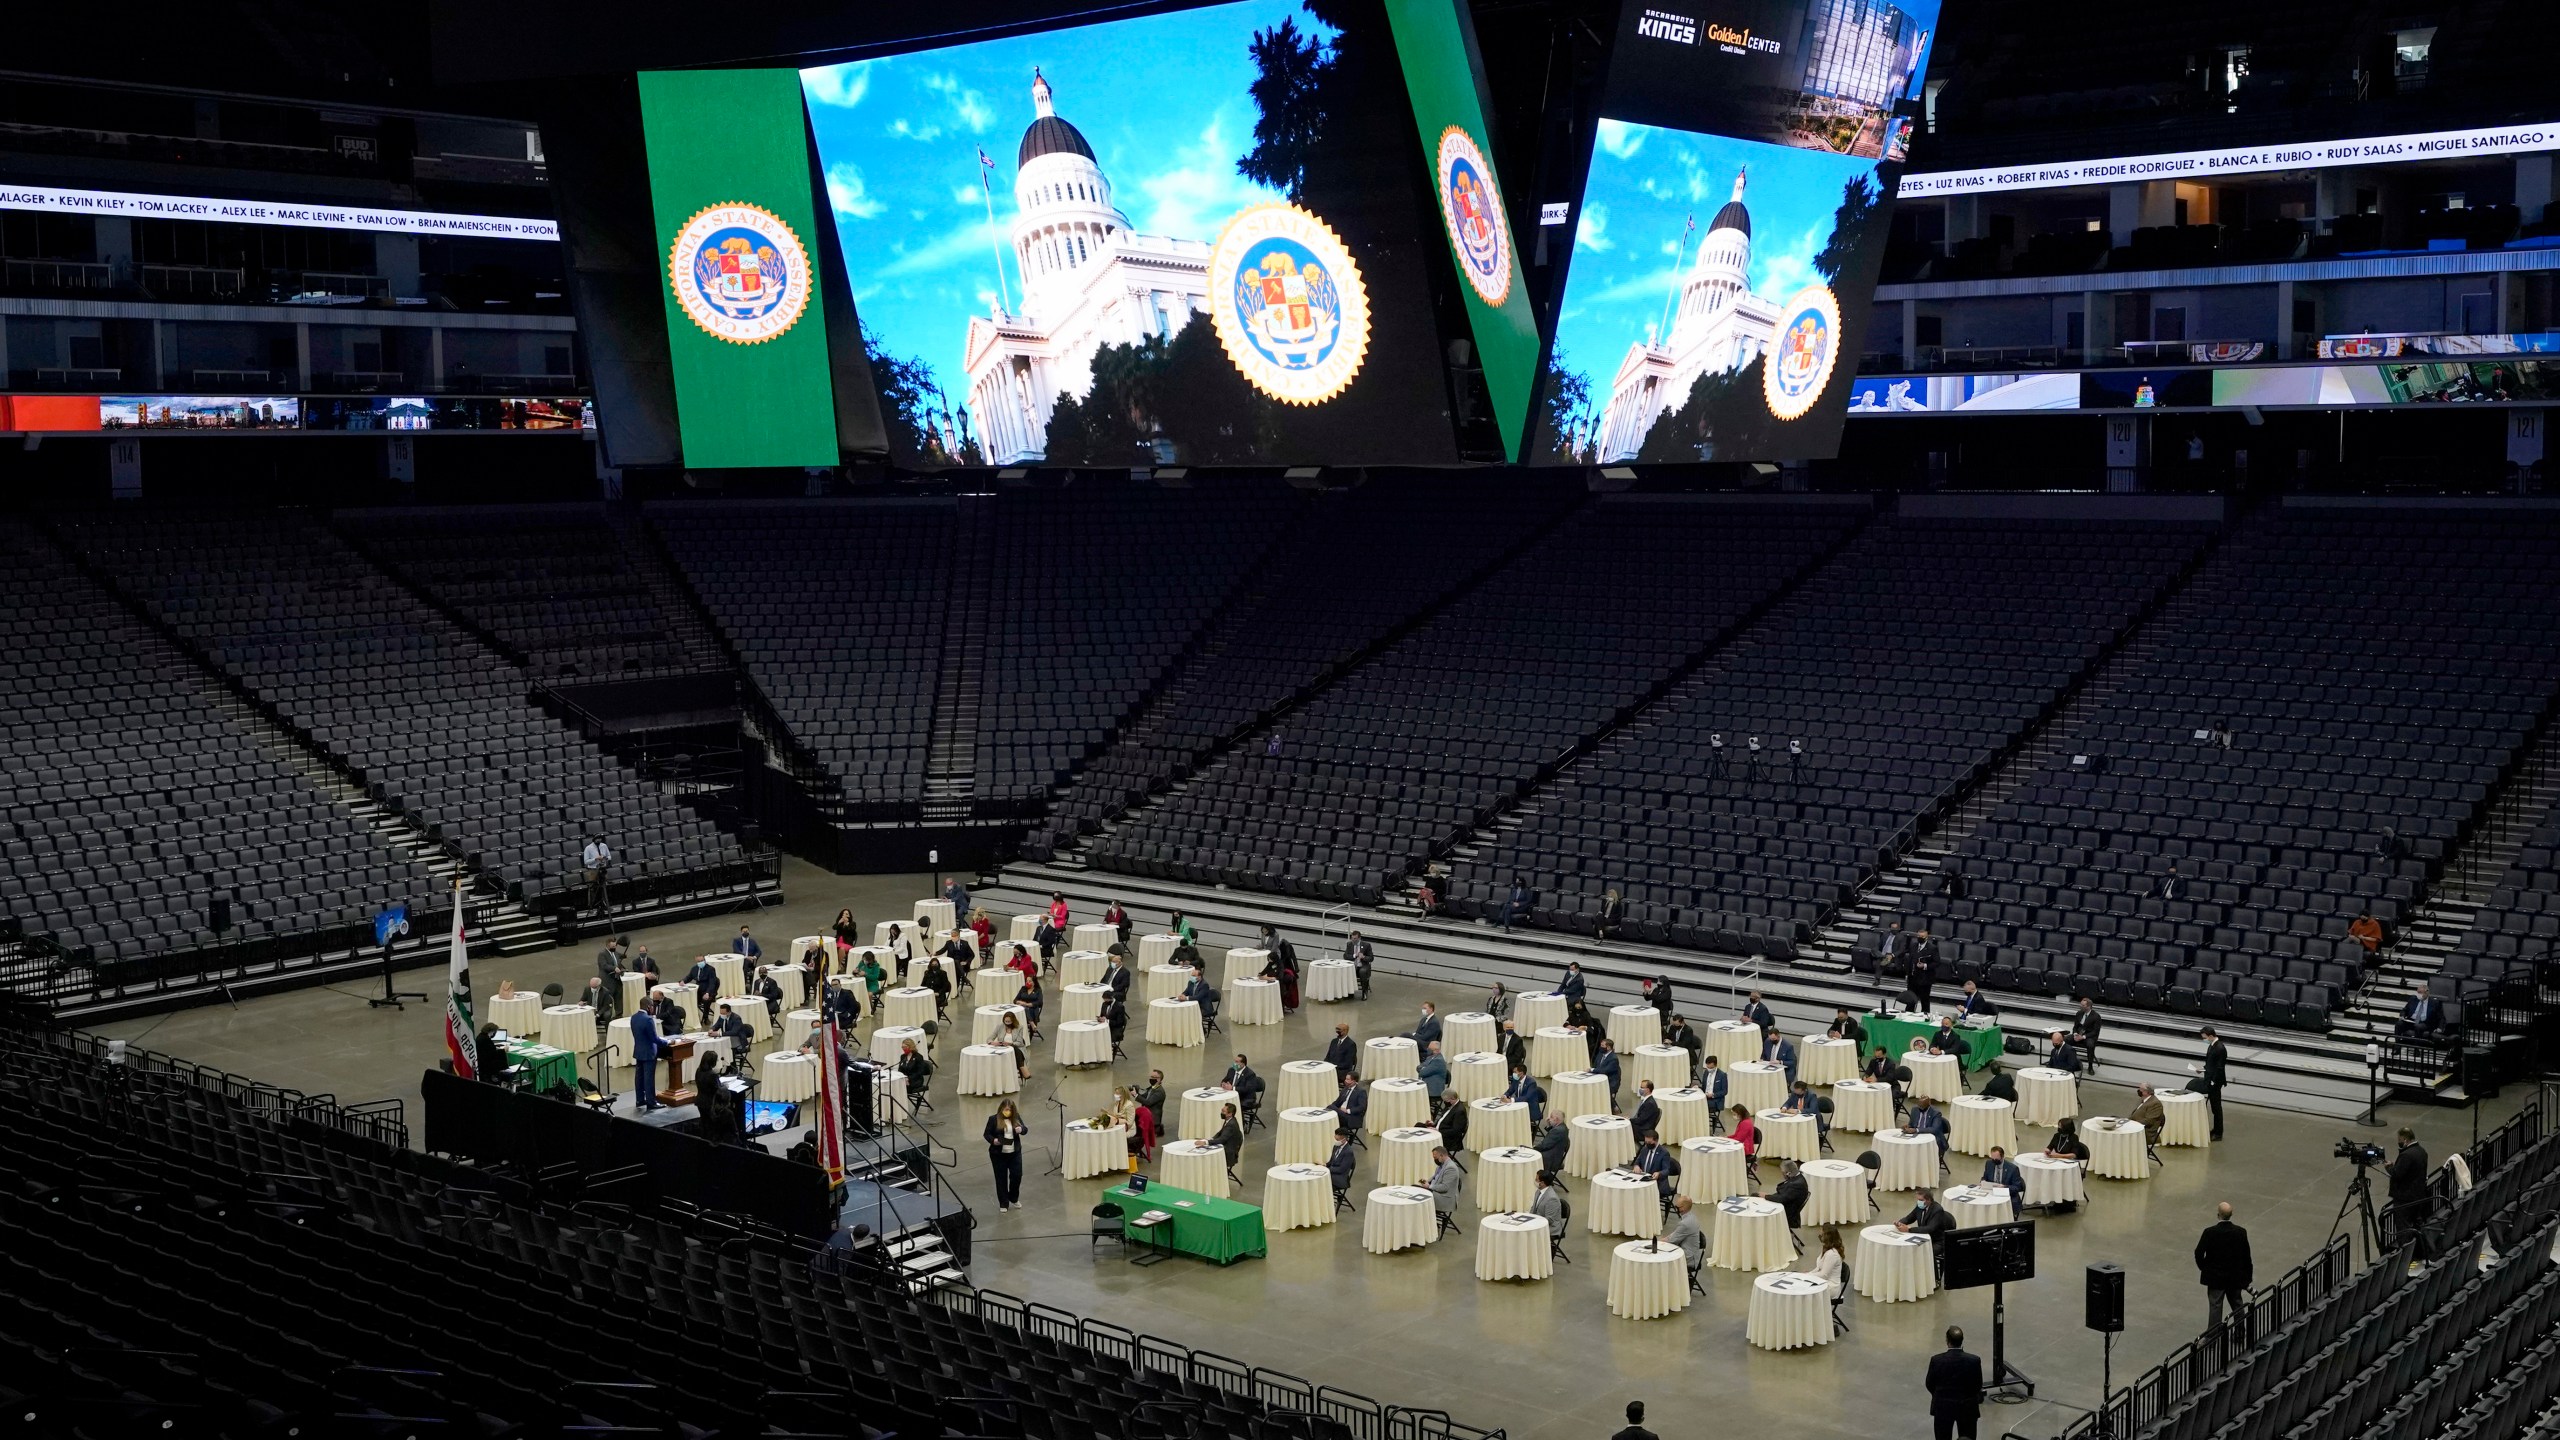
[2434,791,2560,1003]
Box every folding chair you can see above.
[1241,1095,1265,1134]
[1856,1151,1881,1212]
[1331,1185,1353,1215]
[1832,1266,1852,1334]
[1816,1096,1836,1154]
[1434,1207,1460,1239]
[1548,1200,1574,1265]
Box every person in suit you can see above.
[1341,930,1373,1000]
[1411,1002,1442,1049]
[940,878,969,916]
[1323,1023,1357,1075]
[753,965,785,1014]
[2396,991,2447,1038]
[1926,1327,1986,1440]
[2195,1200,2253,1336]
[1981,1147,2025,1209]
[1529,1169,1566,1230]
[1427,1146,1465,1219]
[592,937,628,1022]
[1863,1045,1896,1083]
[1906,1097,1950,1154]
[1633,1131,1678,1202]
[1930,1016,1964,1062]
[920,958,953,1021]
[1325,1129,1358,1197]
[685,955,721,1018]
[710,1002,753,1064]
[1572,1003,1609,1065]
[2130,1084,2167,1147]
[1100,991,1130,1048]
[1954,982,1995,1022]
[1897,1188,1956,1240]
[1980,1067,2017,1103]
[984,1100,1028,1211]
[732,925,761,962]
[1830,1008,1868,1051]
[1697,1055,1728,1127]
[1105,953,1134,1002]
[1908,932,1941,1010]
[1876,919,1906,976]
[1180,969,1217,1025]
[1433,1092,1471,1152]
[1780,1079,1823,1137]
[1498,1021,1529,1073]
[2046,1031,2082,1074]
[1211,1103,1244,1174]
[1595,1038,1623,1104]
[1629,1080,1661,1139]
[1664,1013,1703,1069]
[1612,1402,1658,1440]
[1500,877,1531,934]
[1764,1032,1799,1083]
[628,1002,669,1110]
[1741,990,1776,1039]
[1765,1159,1810,1227]
[1219,1054,1264,1108]
[1663,1196,1704,1273]
[1417,1041,1450,1100]
[2388,1127,2433,1253]
[1533,1114,1571,1173]
[1502,1064,1547,1127]
[2148,862,2183,902]
[2071,997,2105,1067]
[1557,961,1587,1003]
[1641,974,1676,1018]
[2194,1027,2229,1139]
[822,979,859,1034]
[1327,1073,1369,1133]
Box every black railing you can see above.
[1,1021,409,1150]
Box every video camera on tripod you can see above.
[2335,1137,2385,1167]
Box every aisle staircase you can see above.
[602,506,739,676]
[922,497,998,822]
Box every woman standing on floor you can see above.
[985,1099,1028,1211]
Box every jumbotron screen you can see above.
[801,0,1532,469]
[1534,0,1937,464]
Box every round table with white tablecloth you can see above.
[539,1003,595,1055]
[1222,947,1269,990]
[1855,1224,1938,1302]
[1801,1158,1870,1226]
[1729,1062,1787,1115]
[648,983,701,1031]
[1368,1078,1431,1134]
[1146,998,1204,1048]
[972,1004,1026,1045]
[619,972,652,1017]
[1475,1146,1541,1213]
[2159,1090,2211,1147]
[2016,1067,2079,1127]
[719,995,771,1041]
[972,966,1014,997]
[1280,1060,1340,1109]
[1138,933,1181,967]
[1609,1005,1662,1052]
[1063,1120,1127,1180]
[935,931,984,969]
[1061,983,1110,1024]
[846,946,892,983]
[1229,978,1282,1027]
[1378,1126,1443,1186]
[1443,1012,1497,1057]
[1951,1096,2018,1158]
[2016,1153,2086,1207]
[1008,913,1043,945]
[780,1008,821,1052]
[1362,1186,1437,1253]
[1278,1107,1338,1165]
[1585,1169,1663,1237]
[1875,1130,1941,1191]
[1448,1053,1506,1103]
[1801,1037,1860,1086]
[1515,993,1569,1032]
[1747,1270,1834,1347]
[1678,1136,1748,1204]
[1059,950,1107,987]
[488,992,544,1036]
[761,1052,819,1103]
[1567,1115,1635,1178]
[706,954,746,996]
[880,988,935,1030]
[604,1017,635,1070]
[1832,1080,1894,1134]
[2082,1117,2149,1179]
[1904,1051,1962,1103]
[1177,1087,1231,1141]
[1478,1213,1554,1282]
[1143,964,1192,1005]
[1610,1239,1692,1320]
[1055,1021,1112,1068]
[1306,959,1359,1003]
[1656,1088,1712,1144]
[870,921,909,950]
[1072,923,1118,956]
[902,955,960,993]
[1363,1035,1419,1081]
[912,898,955,936]
[1161,1140,1231,1197]
[1629,1044,1691,1096]
[1264,1164,1337,1231]
[1757,1110,1819,1163]
[1552,1070,1613,1122]
[768,964,808,1011]
[1710,1196,1793,1271]
[1942,1183,2016,1229]
[957,1045,1021,1097]
[1470,1099,1531,1151]
[1707,1020,1765,1068]
[870,1026,924,1065]
[1530,1027,1586,1079]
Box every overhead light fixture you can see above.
[1285,467,1322,479]
[998,468,1028,479]
[1600,466,1637,480]
[1751,462,1781,475]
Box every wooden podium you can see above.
[659,1037,699,1107]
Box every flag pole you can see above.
[442,875,478,1079]
[978,147,1014,316]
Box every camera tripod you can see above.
[2329,1164,2384,1266]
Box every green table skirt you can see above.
[1860,1015,2003,1072]
[505,1041,580,1092]
[1104,1182,1267,1265]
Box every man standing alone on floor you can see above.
[1925,1326,1984,1440]
[2195,1201,2253,1339]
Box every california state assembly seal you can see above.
[1763,283,1843,422]
[668,201,811,345]
[1206,203,1371,406]
[1435,125,1513,308]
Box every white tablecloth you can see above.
[2016,1067,2079,1127]
[1378,1126,1442,1186]
[1678,1136,1748,1203]
[1609,1005,1662,1052]
[1905,1051,1961,1103]
[1552,1070,1613,1122]
[2160,1091,2211,1147]
[777,1009,819,1052]
[1060,950,1107,987]
[1706,1020,1764,1068]
[1567,1116,1635,1178]
[957,1045,1020,1096]
[910,955,963,992]
[619,972,652,1016]
[1585,1170,1662,1237]
[1008,913,1043,944]
[1443,1013,1497,1057]
[1478,1214,1554,1281]
[603,1017,634,1071]
[645,985,698,1031]
[1306,959,1358,1002]
[2083,1117,2148,1179]
[1369,1078,1430,1133]
[1875,1130,1941,1191]
[932,930,980,968]
[707,954,746,996]
[1610,1241,1691,1320]
[762,1052,819,1102]
[1530,1027,1585,1078]
[1063,1120,1126,1180]
[1362,1187,1437,1253]
[1710,1196,1793,1272]
[1470,1099,1531,1150]
[1072,923,1118,956]
[1162,1140,1230,1197]
[1264,1165,1336,1230]
[1856,1224,1937,1302]
[1062,983,1111,1024]
[870,1026,924,1065]
[912,898,955,935]
[1230,978,1282,1026]
[1143,964,1192,1005]
[972,965,1015,996]
[1177,1087,1231,1141]
[767,964,808,1011]
[1802,1038,1860,1086]
[1146,998,1204,1048]
[1951,1096,2018,1158]
[1223,947,1269,990]
[1747,1271,1833,1346]
[1278,1107,1338,1165]
[1656,1088,1712,1144]
[880,988,935,1029]
[537,1003,594,1058]
[1363,1036,1420,1081]
[1833,1081,1894,1133]
[1138,933,1181,967]
[1475,1147,1541,1212]
[1629,1045,1691,1096]
[1802,1158,1870,1226]
[2017,1153,2086,1207]
[1055,1021,1111,1067]
[1942,1183,2016,1228]
[870,921,909,949]
[717,995,770,1042]
[1448,1053,1505,1102]
[1279,1060,1339,1110]
[1758,1111,1819,1162]
[1729,1062,1787,1115]
[972,1004,1026,1045]
[1516,993,1569,1032]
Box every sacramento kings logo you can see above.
[1763,283,1843,421]
[1207,203,1370,405]
[1435,125,1512,307]
[667,202,810,345]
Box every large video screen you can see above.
[802,0,1496,469]
[1535,0,1937,464]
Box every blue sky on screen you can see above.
[801,0,1318,397]
[1895,0,1945,98]
[1549,121,1878,391]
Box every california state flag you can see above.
[442,881,477,1079]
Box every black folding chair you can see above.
[1832,1264,1852,1334]
[1241,1095,1265,1134]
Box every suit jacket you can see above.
[2049,1042,2082,1073]
[1698,1069,1728,1109]
[1504,1075,1546,1126]
[2073,1010,2105,1048]
[1412,1014,1443,1048]
[1744,1002,1775,1032]
[1766,1039,1798,1079]
[1908,1108,1951,1150]
[1222,1066,1264,1104]
[1501,1032,1530,1070]
[1901,1201,1955,1238]
[2401,996,2441,1029]
[712,1014,751,1049]
[1665,1023,1702,1058]
[1325,1143,1357,1189]
[628,1008,663,1056]
[1954,993,1994,1019]
[1630,1096,1661,1137]
[1427,1161,1465,1213]
[2202,1041,2228,1090]
[1595,1051,1622,1091]
[1558,971,1587,1002]
[2195,1219,2252,1290]
[1926,1349,1984,1419]
[1835,1016,1868,1049]
[1417,1054,1450,1098]
[1982,1158,2024,1202]
[1771,1176,1810,1226]
[1323,1036,1358,1071]
[1634,1144,1677,1188]
[1212,1119,1243,1169]
[2388,1143,2432,1208]
[1106,964,1133,997]
[1533,1124,1570,1171]
[1329,1086,1368,1129]
[1435,1102,1470,1151]
[595,947,624,985]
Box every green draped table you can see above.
[1859,1014,2003,1073]
[1103,1181,1266,1265]
[504,1040,580,1092]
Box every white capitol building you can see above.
[962,71,1216,464]
[1594,168,1782,461]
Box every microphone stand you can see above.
[1042,1083,1070,1176]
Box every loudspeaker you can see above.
[2086,1262,2126,1332]
[208,897,232,933]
